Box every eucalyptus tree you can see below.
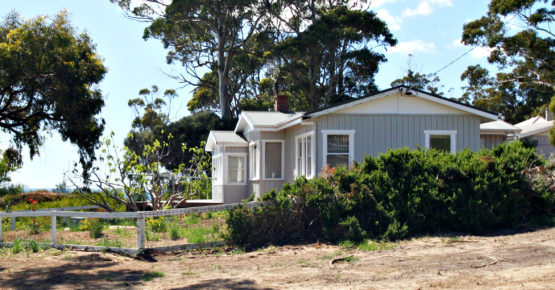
[263,1,397,110]
[0,11,106,178]
[461,0,554,123]
[111,0,267,120]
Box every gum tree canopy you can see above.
[0,11,106,177]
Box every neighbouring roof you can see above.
[234,111,304,132]
[480,120,521,134]
[515,116,554,138]
[304,86,498,122]
[205,130,248,152]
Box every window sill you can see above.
[224,182,247,185]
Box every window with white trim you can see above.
[263,141,284,179]
[322,130,355,168]
[249,142,259,179]
[227,155,246,183]
[424,130,457,153]
[296,132,315,178]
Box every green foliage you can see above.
[460,0,553,123]
[142,271,165,282]
[0,11,106,178]
[390,70,444,96]
[71,130,212,211]
[81,218,103,238]
[227,142,554,248]
[147,217,167,233]
[270,4,397,110]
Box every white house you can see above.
[206,86,498,203]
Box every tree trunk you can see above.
[217,34,232,120]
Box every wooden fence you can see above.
[0,201,268,255]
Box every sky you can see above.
[1,0,496,189]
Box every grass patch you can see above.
[358,240,395,252]
[184,214,200,225]
[321,250,343,259]
[142,271,165,281]
[297,259,315,267]
[114,227,133,238]
[96,239,123,248]
[180,224,220,244]
[344,256,360,262]
[339,240,355,248]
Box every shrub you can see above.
[227,141,554,247]
[147,217,167,233]
[81,218,103,238]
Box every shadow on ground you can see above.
[0,254,148,289]
[171,279,272,290]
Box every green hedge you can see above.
[226,142,555,249]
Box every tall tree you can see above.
[461,0,554,123]
[111,0,266,120]
[0,11,106,178]
[390,70,443,96]
[264,1,396,110]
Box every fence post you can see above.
[11,217,16,230]
[0,217,3,242]
[51,213,57,246]
[137,214,145,250]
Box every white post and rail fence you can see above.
[0,201,268,255]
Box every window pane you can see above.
[306,156,312,176]
[306,137,311,157]
[430,135,451,152]
[228,156,244,182]
[265,142,282,178]
[327,154,349,168]
[328,135,349,153]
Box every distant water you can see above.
[24,188,56,193]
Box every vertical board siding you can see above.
[220,185,249,203]
[481,134,506,149]
[315,114,481,172]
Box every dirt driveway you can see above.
[0,227,553,289]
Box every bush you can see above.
[81,218,104,238]
[227,142,554,248]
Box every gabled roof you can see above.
[205,131,247,152]
[480,120,521,134]
[304,86,498,122]
[515,116,553,138]
[234,111,304,132]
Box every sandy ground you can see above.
[0,227,553,289]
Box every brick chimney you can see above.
[274,95,289,112]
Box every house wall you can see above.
[480,134,506,149]
[313,113,481,172]
[524,133,555,157]
[212,146,249,203]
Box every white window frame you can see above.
[322,129,355,167]
[224,153,247,185]
[249,141,260,180]
[424,130,457,153]
[212,153,224,185]
[295,131,316,178]
[261,139,285,180]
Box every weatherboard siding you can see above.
[480,134,506,149]
[314,113,481,172]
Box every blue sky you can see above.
[2,0,495,188]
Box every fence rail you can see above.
[0,201,269,254]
